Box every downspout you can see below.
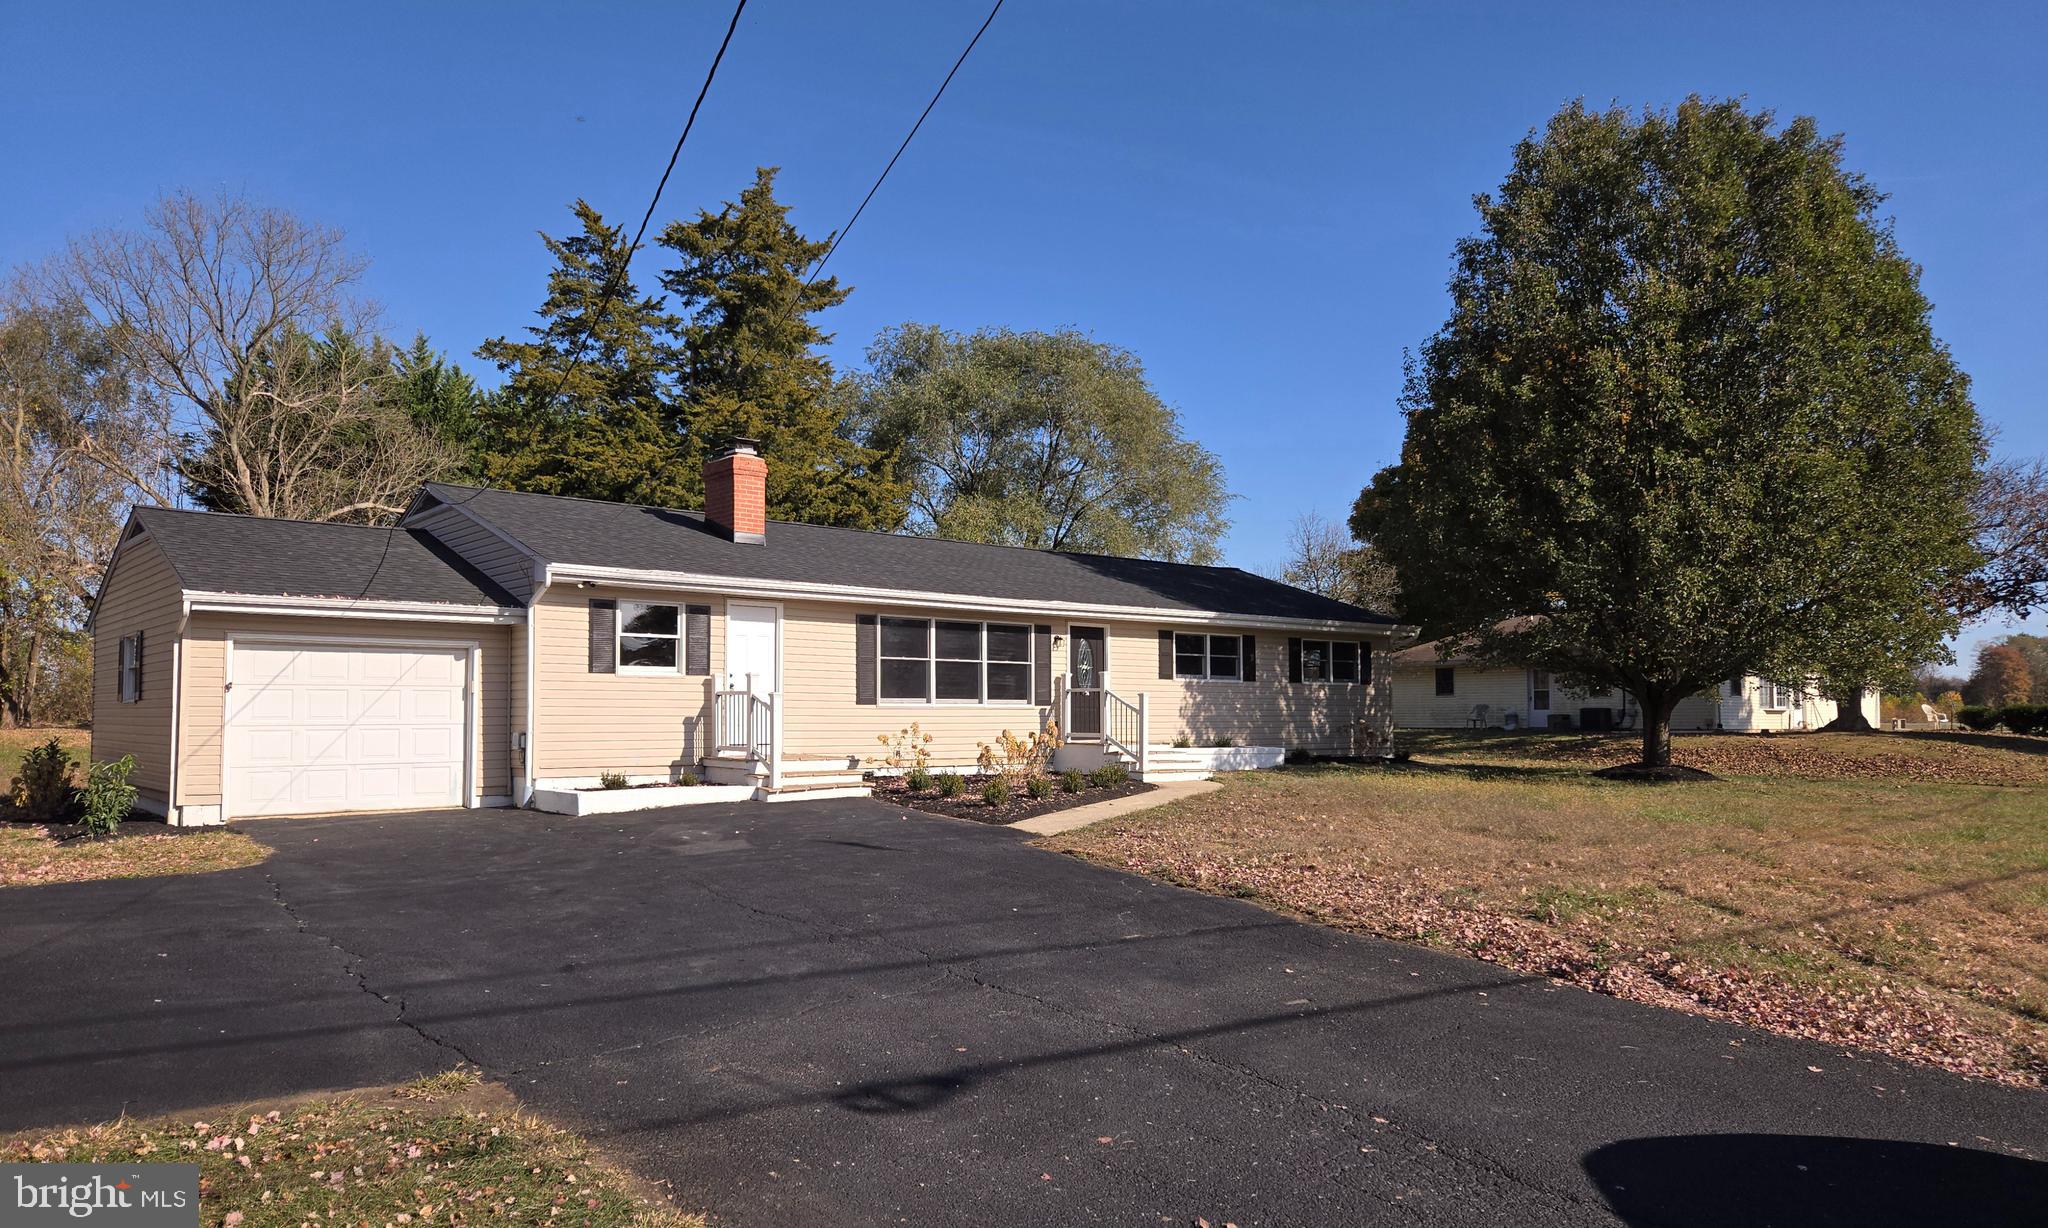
[167,596,190,825]
[522,563,550,806]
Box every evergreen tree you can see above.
[390,333,486,469]
[475,202,692,507]
[657,168,905,529]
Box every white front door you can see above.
[725,604,779,694]
[226,642,468,818]
[1530,669,1552,729]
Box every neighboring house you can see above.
[1390,627,1881,732]
[89,441,1403,825]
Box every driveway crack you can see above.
[263,870,492,1073]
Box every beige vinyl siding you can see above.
[407,503,535,601]
[531,585,722,778]
[1392,666,1533,729]
[89,533,184,806]
[776,602,1392,765]
[176,614,515,806]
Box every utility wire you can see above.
[350,0,747,599]
[803,0,1004,288]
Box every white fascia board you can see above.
[184,591,525,623]
[542,563,1403,636]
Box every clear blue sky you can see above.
[5,1,2042,659]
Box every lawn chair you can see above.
[1465,704,1490,729]
[1920,703,1949,728]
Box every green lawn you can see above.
[0,727,90,786]
[4,1072,703,1228]
[1047,730,2048,1086]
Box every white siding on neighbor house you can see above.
[89,532,184,807]
[1394,668,1849,732]
[178,614,515,808]
[407,502,536,602]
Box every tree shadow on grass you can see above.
[1891,729,2048,758]
[1583,1133,2047,1228]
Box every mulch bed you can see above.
[871,774,1156,825]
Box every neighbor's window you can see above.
[118,634,143,702]
[1435,667,1455,696]
[1531,669,1551,710]
[1175,633,1241,681]
[879,616,1033,704]
[617,601,680,671]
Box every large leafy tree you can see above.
[1967,643,2033,707]
[848,324,1230,561]
[1353,99,1983,768]
[474,202,694,507]
[658,168,905,529]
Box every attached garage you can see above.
[224,640,475,818]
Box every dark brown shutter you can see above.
[855,614,877,705]
[1288,637,1303,683]
[133,629,144,700]
[1241,634,1256,682]
[684,605,711,675]
[1033,625,1053,704]
[1359,641,1371,685]
[1159,630,1174,679]
[588,600,616,673]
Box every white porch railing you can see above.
[713,674,779,785]
[1100,688,1149,778]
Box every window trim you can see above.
[118,634,142,703]
[876,615,1037,707]
[615,600,683,675]
[1173,632,1244,682]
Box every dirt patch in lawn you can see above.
[1,821,269,888]
[1046,759,2048,1087]
[3,1069,702,1227]
[873,774,1155,825]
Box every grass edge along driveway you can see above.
[1044,732,2048,1088]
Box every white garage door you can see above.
[226,642,469,818]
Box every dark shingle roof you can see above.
[132,506,519,607]
[419,483,1392,625]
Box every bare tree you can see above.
[0,285,136,725]
[48,190,454,522]
[1958,456,2048,620]
[1280,512,1401,615]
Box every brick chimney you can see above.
[703,437,767,544]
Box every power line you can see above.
[351,0,747,599]
[804,0,1004,288]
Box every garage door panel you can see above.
[226,642,468,818]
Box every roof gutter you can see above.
[543,563,1403,635]
[183,592,525,624]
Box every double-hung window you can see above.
[1173,633,1241,681]
[878,616,1033,704]
[117,634,144,702]
[1299,639,1361,685]
[617,602,681,671]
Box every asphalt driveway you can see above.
[2,799,2042,1226]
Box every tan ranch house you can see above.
[1390,627,1881,732]
[89,441,1403,825]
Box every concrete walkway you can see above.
[1009,778,1221,835]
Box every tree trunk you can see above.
[1639,684,1673,767]
[1817,684,1875,732]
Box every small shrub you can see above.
[905,767,934,792]
[1171,734,1193,749]
[981,777,1011,806]
[976,726,1062,783]
[2000,704,2047,736]
[1956,706,2000,732]
[1060,770,1085,793]
[1026,775,1054,799]
[7,738,73,822]
[935,772,965,798]
[871,723,935,770]
[1209,737,1236,748]
[1285,747,1315,765]
[1086,763,1127,789]
[598,771,630,790]
[76,755,137,837]
[677,772,701,787]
